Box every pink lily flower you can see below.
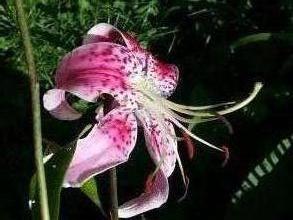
[43,23,263,218]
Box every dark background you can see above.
[1,0,293,219]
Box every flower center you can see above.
[130,75,162,96]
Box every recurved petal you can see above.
[83,23,116,45]
[136,110,177,177]
[64,107,137,187]
[43,89,82,120]
[55,42,140,104]
[146,55,179,97]
[118,169,169,218]
[83,23,142,51]
[83,23,179,98]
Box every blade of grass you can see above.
[110,168,119,220]
[14,0,50,219]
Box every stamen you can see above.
[139,81,262,120]
[140,86,235,117]
[177,176,189,203]
[164,101,213,117]
[174,146,187,186]
[166,108,217,124]
[135,78,262,153]
[168,115,224,152]
[139,89,223,151]
[164,99,236,111]
[187,112,234,134]
[164,82,263,117]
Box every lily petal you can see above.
[64,107,137,187]
[136,110,177,177]
[146,55,179,97]
[83,23,142,51]
[55,42,140,104]
[118,169,169,218]
[43,89,82,120]
[83,23,179,97]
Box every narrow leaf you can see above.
[231,33,272,49]
[232,32,293,49]
[81,178,105,215]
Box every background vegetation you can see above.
[0,0,293,219]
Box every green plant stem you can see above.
[14,0,50,219]
[109,168,119,220]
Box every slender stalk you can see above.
[14,1,50,219]
[109,168,119,220]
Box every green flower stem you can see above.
[14,0,50,219]
[110,168,119,220]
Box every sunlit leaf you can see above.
[81,178,105,216]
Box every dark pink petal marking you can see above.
[55,42,140,104]
[137,110,177,177]
[146,55,179,97]
[64,107,137,187]
[83,23,179,97]
[118,169,169,218]
[43,89,82,120]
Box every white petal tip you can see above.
[87,23,114,35]
[43,89,82,120]
[62,181,82,188]
[43,89,62,111]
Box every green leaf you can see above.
[231,32,293,49]
[80,178,105,216]
[231,33,272,49]
[29,141,76,220]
